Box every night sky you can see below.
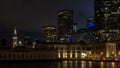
[0,0,94,40]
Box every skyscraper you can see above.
[57,9,73,42]
[42,25,57,42]
[94,0,120,42]
[12,27,18,48]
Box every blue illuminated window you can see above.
[67,37,73,41]
[88,22,95,28]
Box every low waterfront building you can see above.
[42,41,120,60]
[48,43,81,60]
[0,41,120,61]
[0,46,57,61]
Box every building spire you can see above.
[14,27,17,35]
[13,26,18,48]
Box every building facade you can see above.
[48,43,81,60]
[0,46,57,61]
[94,0,120,42]
[1,41,120,61]
[48,42,120,60]
[57,9,73,42]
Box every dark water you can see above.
[1,61,120,68]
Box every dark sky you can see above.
[0,0,94,40]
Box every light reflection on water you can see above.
[59,61,119,68]
[100,62,104,68]
[88,61,92,68]
[111,62,115,68]
[0,61,120,68]
[81,61,86,68]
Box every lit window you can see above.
[101,8,104,11]
[98,14,100,16]
[119,7,120,9]
[105,7,108,10]
[88,22,95,28]
[96,11,99,13]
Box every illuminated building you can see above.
[48,43,81,60]
[87,17,97,42]
[94,0,120,42]
[12,27,18,48]
[72,23,78,42]
[106,43,116,57]
[87,17,95,29]
[42,25,57,42]
[1,41,120,60]
[57,9,73,42]
[48,41,119,60]
[73,23,77,33]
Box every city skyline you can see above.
[0,0,94,33]
[0,0,120,67]
[0,0,120,65]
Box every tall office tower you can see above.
[87,17,97,42]
[87,17,95,29]
[12,27,18,48]
[72,23,79,42]
[94,0,120,42]
[73,23,78,33]
[57,9,73,42]
[42,25,57,42]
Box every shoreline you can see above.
[0,59,120,62]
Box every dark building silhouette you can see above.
[57,9,73,42]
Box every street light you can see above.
[112,51,115,57]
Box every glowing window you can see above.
[88,22,95,28]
